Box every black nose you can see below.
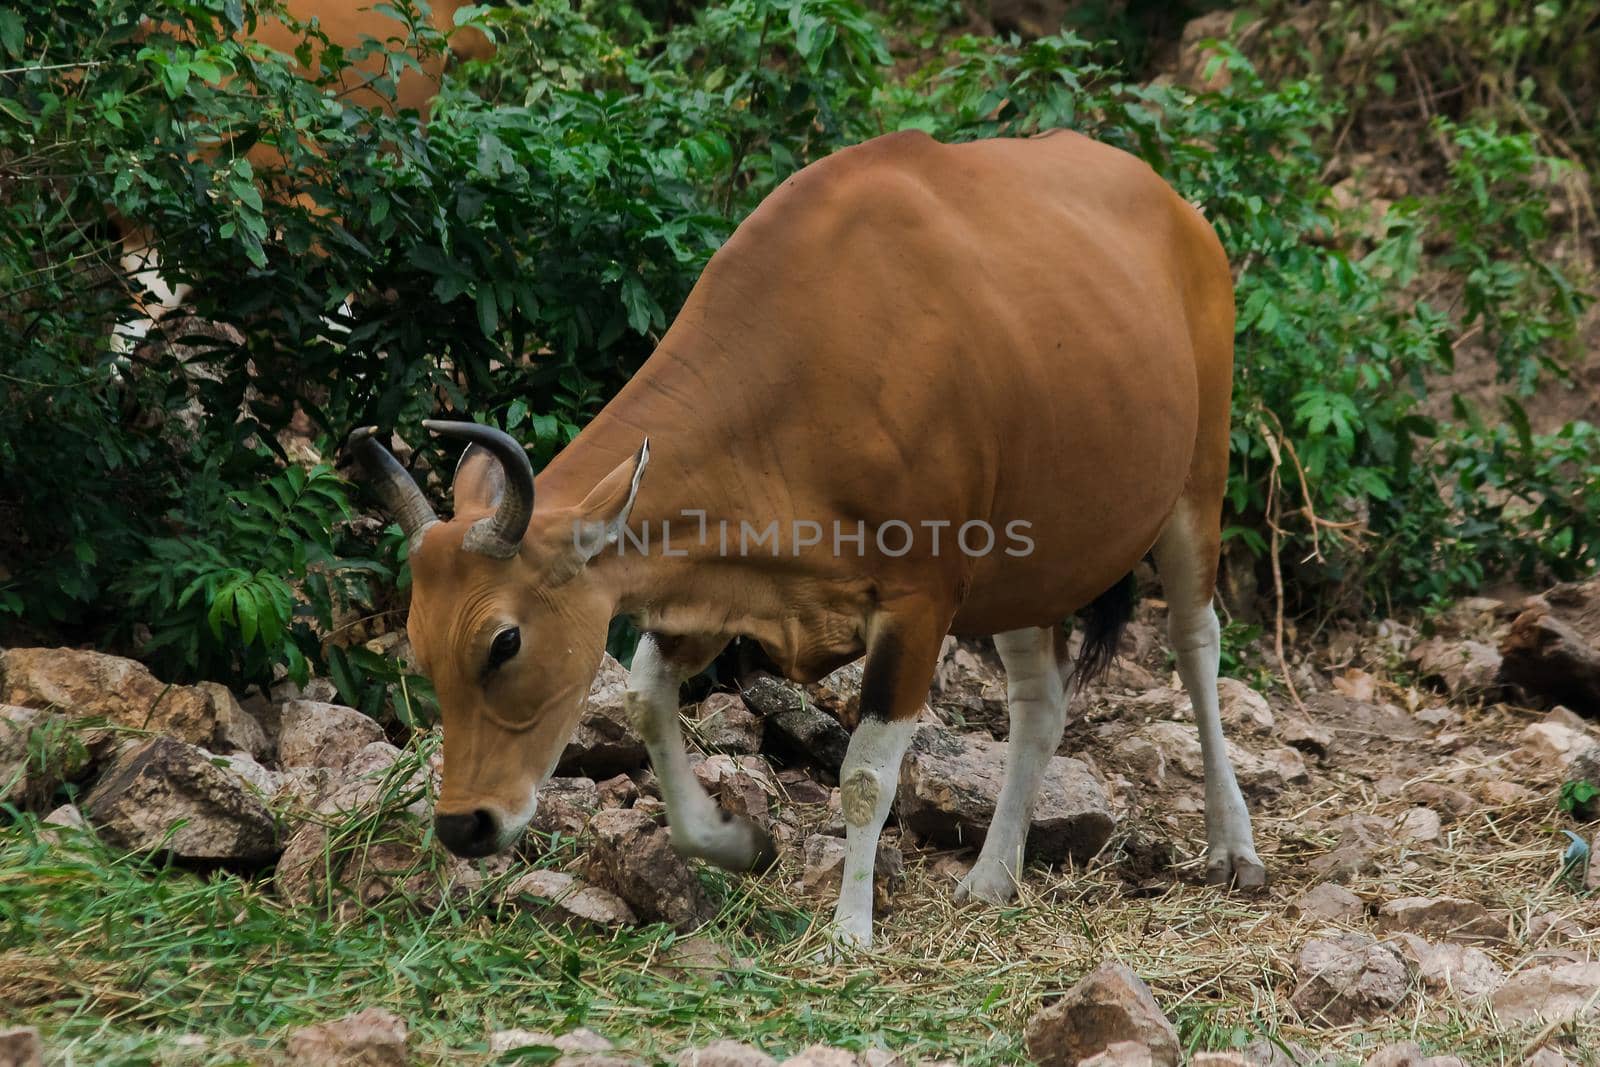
[434,809,500,858]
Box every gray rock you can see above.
[1390,933,1505,1000]
[0,647,217,746]
[1291,933,1408,1024]
[82,736,277,863]
[899,725,1114,864]
[1407,637,1504,701]
[745,674,850,772]
[1500,599,1600,715]
[584,807,715,931]
[277,700,385,772]
[694,692,764,755]
[531,777,601,837]
[797,833,903,906]
[287,1007,408,1066]
[501,869,637,929]
[0,705,81,810]
[0,1026,43,1067]
[1291,882,1363,922]
[1024,962,1180,1067]
[195,681,271,760]
[677,1040,778,1067]
[557,653,649,777]
[1490,962,1600,1025]
[1377,896,1499,942]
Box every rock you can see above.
[597,773,639,809]
[806,661,866,729]
[0,705,88,810]
[1513,721,1593,775]
[748,676,851,772]
[501,869,637,929]
[678,1041,778,1067]
[1490,962,1600,1024]
[1565,745,1600,820]
[530,777,601,838]
[1476,779,1534,807]
[558,654,649,777]
[82,736,276,862]
[217,751,280,798]
[1190,1056,1253,1067]
[1527,911,1585,944]
[1377,896,1498,942]
[1216,678,1275,735]
[287,1007,408,1066]
[0,1026,43,1067]
[1023,962,1180,1067]
[900,725,1114,864]
[1523,1050,1575,1067]
[1406,638,1503,701]
[656,936,735,982]
[692,755,777,829]
[1277,710,1334,758]
[1309,815,1390,881]
[1390,934,1505,1000]
[1291,883,1363,922]
[275,767,498,913]
[1589,831,1600,891]
[0,647,217,746]
[488,1030,559,1055]
[1291,934,1408,1024]
[1403,782,1475,819]
[1394,807,1442,845]
[584,807,715,931]
[694,692,764,755]
[1079,1043,1155,1067]
[1113,721,1289,804]
[775,768,832,806]
[42,802,86,832]
[797,833,903,908]
[1361,1043,1462,1067]
[277,701,385,772]
[196,681,270,760]
[1500,601,1600,715]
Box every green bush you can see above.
[1,0,1595,699]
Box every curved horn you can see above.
[343,426,439,547]
[423,420,534,557]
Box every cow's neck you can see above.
[534,329,803,642]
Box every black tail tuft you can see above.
[1070,571,1138,689]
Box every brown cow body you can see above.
[357,128,1261,951]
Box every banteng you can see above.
[350,128,1262,949]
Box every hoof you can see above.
[954,861,1020,905]
[678,814,777,873]
[1205,850,1267,890]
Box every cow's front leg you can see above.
[626,633,776,871]
[830,602,951,951]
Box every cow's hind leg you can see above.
[1151,500,1265,887]
[627,633,776,872]
[830,600,950,950]
[954,625,1073,904]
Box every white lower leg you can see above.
[958,627,1071,904]
[831,716,916,949]
[626,636,772,871]
[1169,605,1263,885]
[113,242,190,356]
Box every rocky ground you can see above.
[2,581,1599,1065]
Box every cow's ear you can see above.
[451,444,505,515]
[570,438,649,563]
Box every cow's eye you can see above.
[487,627,521,671]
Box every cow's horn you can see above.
[344,426,439,548]
[423,420,534,557]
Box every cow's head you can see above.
[347,422,647,857]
